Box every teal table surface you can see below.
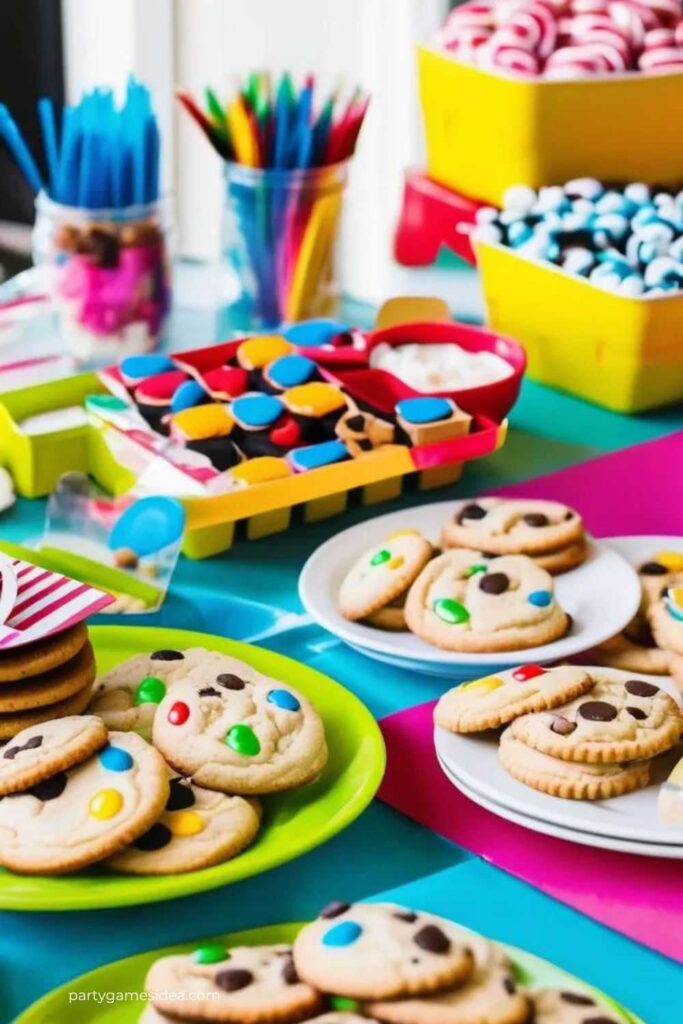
[2,318,683,1021]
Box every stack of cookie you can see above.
[0,647,327,876]
[0,623,95,741]
[139,900,625,1023]
[340,531,570,653]
[436,664,683,800]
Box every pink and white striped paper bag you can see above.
[0,556,114,649]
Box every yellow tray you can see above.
[476,240,683,412]
[418,46,683,206]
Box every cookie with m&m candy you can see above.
[339,530,434,630]
[0,731,168,874]
[435,662,593,734]
[145,942,322,1023]
[651,580,683,658]
[406,551,570,656]
[107,770,261,875]
[152,658,327,795]
[293,902,475,1000]
[0,714,107,797]
[89,647,243,739]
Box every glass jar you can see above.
[33,193,172,365]
[222,161,348,329]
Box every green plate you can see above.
[16,920,643,1023]
[0,626,385,913]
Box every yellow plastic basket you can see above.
[476,240,683,413]
[418,46,683,206]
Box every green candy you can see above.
[193,944,229,965]
[466,563,487,577]
[330,997,362,1012]
[370,548,391,566]
[86,394,129,412]
[134,676,166,706]
[226,723,261,757]
[433,598,470,625]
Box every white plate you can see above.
[606,534,683,569]
[434,671,683,849]
[299,499,640,678]
[437,754,683,859]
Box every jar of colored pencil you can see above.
[222,161,348,328]
[33,194,172,365]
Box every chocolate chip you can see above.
[281,957,299,984]
[551,715,576,735]
[583,1018,620,1023]
[23,736,42,751]
[345,414,365,432]
[479,572,509,595]
[167,778,196,811]
[215,969,254,992]
[198,687,222,697]
[661,585,671,599]
[30,773,67,801]
[523,513,549,527]
[639,561,668,576]
[625,679,659,698]
[564,511,574,520]
[151,650,184,661]
[481,552,498,559]
[320,900,350,919]
[394,911,418,922]
[357,438,373,451]
[504,977,517,994]
[3,747,19,760]
[577,701,617,722]
[560,993,595,1005]
[413,925,450,954]
[458,503,487,523]
[626,706,647,720]
[134,823,172,851]
[216,673,246,690]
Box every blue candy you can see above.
[528,590,552,608]
[396,397,452,424]
[171,380,206,414]
[323,921,363,947]
[232,394,284,428]
[267,355,316,389]
[289,439,350,471]
[120,354,174,380]
[99,745,134,772]
[267,689,301,712]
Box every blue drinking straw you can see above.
[38,98,60,197]
[0,104,44,194]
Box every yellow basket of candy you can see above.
[418,0,683,206]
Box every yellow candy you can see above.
[460,676,503,693]
[388,556,405,570]
[89,788,124,821]
[387,529,421,539]
[655,551,683,572]
[231,457,291,485]
[237,335,292,370]
[172,404,233,441]
[168,810,205,837]
[284,382,346,417]
[669,586,683,607]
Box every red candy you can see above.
[512,664,548,681]
[270,416,301,448]
[168,701,190,725]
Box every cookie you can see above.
[107,772,261,875]
[146,942,322,1023]
[90,648,234,737]
[650,584,683,657]
[0,622,88,682]
[590,631,670,676]
[153,662,327,794]
[498,729,651,800]
[339,531,433,622]
[0,731,169,873]
[0,642,95,713]
[509,667,682,763]
[405,551,568,653]
[0,714,107,796]
[366,930,530,1024]
[671,652,683,697]
[0,681,94,740]
[658,752,683,827]
[534,539,588,576]
[293,902,475,1000]
[365,598,408,632]
[442,500,584,562]
[307,1017,374,1023]
[529,988,623,1023]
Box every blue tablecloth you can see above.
[2,350,683,1021]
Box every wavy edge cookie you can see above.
[498,729,651,801]
[509,667,683,764]
[441,499,584,557]
[0,714,108,796]
[405,553,569,654]
[434,665,594,735]
[0,731,170,875]
[0,642,96,713]
[589,631,670,676]
[339,531,434,622]
[0,681,94,740]
[0,622,88,683]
